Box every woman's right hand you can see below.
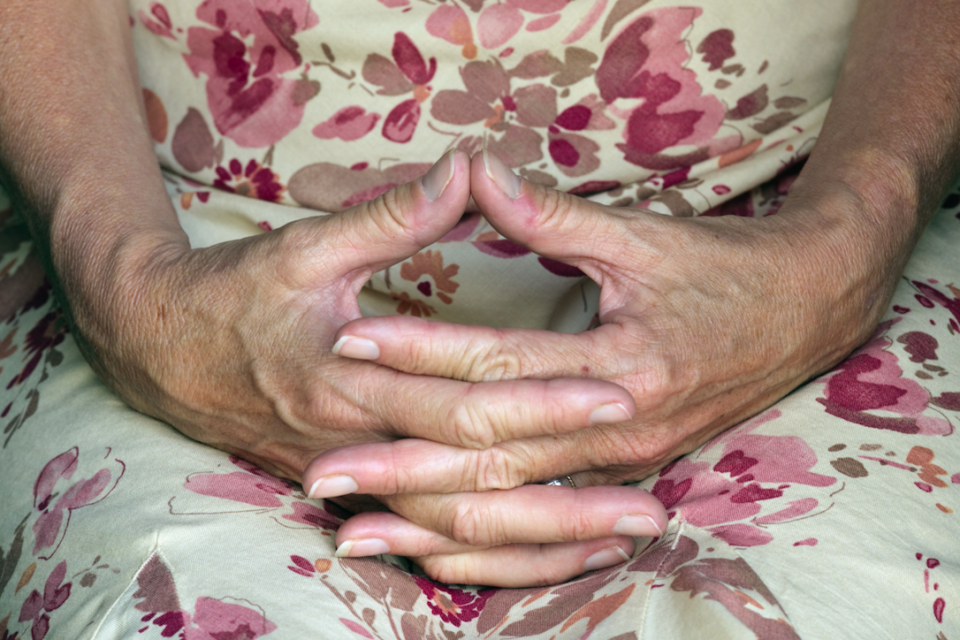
[69,150,666,587]
[72,151,637,481]
[1,3,664,589]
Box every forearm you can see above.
[0,0,187,327]
[795,0,960,242]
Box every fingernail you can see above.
[308,474,359,499]
[583,546,631,572]
[335,538,391,558]
[332,336,380,361]
[482,148,521,199]
[421,150,456,201]
[613,514,663,537]
[589,403,631,425]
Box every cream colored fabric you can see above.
[3,1,959,638]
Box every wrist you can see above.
[792,142,922,237]
[38,182,189,354]
[769,151,918,348]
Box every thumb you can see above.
[469,150,633,274]
[319,149,471,276]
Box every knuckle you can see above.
[461,336,523,382]
[585,425,669,468]
[419,556,470,585]
[538,187,575,234]
[466,448,526,491]
[405,535,443,560]
[445,500,497,547]
[627,353,680,410]
[388,450,418,495]
[445,396,496,449]
[621,326,694,409]
[269,221,313,276]
[529,559,569,588]
[369,187,410,236]
[303,385,336,427]
[561,505,597,541]
[402,335,442,375]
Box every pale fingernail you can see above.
[308,474,359,499]
[583,546,631,572]
[589,403,632,425]
[420,149,456,201]
[332,336,380,360]
[613,514,663,537]
[482,148,521,199]
[335,538,392,558]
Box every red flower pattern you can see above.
[183,0,319,147]
[214,158,285,202]
[596,8,728,169]
[7,309,66,390]
[414,577,496,627]
[362,33,437,143]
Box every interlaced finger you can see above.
[331,365,635,451]
[332,317,627,382]
[334,509,637,588]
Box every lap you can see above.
[1,185,959,639]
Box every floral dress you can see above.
[1,1,959,638]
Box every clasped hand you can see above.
[304,149,884,585]
[93,148,876,587]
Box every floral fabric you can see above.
[2,1,959,638]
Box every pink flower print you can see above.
[911,280,960,331]
[477,4,524,50]
[184,455,293,508]
[431,61,554,168]
[138,3,175,39]
[134,553,277,639]
[6,309,66,390]
[543,95,617,176]
[652,410,836,547]
[312,106,380,142]
[432,60,554,129]
[32,448,124,559]
[507,0,568,12]
[483,0,572,45]
[433,60,615,176]
[427,5,479,59]
[182,456,342,530]
[213,158,285,202]
[18,561,71,640]
[281,501,343,529]
[816,320,954,435]
[469,232,583,277]
[400,250,460,304]
[362,33,437,143]
[546,130,599,176]
[183,0,319,148]
[697,29,735,71]
[392,291,437,318]
[414,577,496,627]
[430,0,577,59]
[596,8,727,170]
[287,160,432,212]
[186,597,276,639]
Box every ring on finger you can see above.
[543,475,577,488]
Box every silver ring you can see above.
[543,476,577,488]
